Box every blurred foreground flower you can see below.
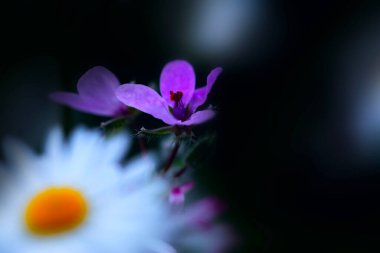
[50,67,128,117]
[116,60,222,126]
[0,127,233,253]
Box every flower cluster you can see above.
[51,60,222,126]
[0,60,234,253]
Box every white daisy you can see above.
[0,127,174,253]
[0,126,235,253]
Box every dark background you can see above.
[2,1,380,252]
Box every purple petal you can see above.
[181,109,215,126]
[190,67,222,111]
[180,181,194,192]
[207,67,223,92]
[50,92,119,116]
[185,197,224,227]
[116,84,178,125]
[160,60,196,106]
[189,87,208,112]
[77,66,123,109]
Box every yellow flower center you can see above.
[24,187,88,236]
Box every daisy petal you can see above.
[102,131,132,163]
[116,84,178,125]
[147,239,177,253]
[2,137,35,168]
[2,138,45,190]
[121,154,158,191]
[181,109,215,126]
[160,60,195,106]
[45,126,64,155]
[190,67,222,111]
[50,92,118,116]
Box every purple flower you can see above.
[169,181,194,206]
[174,197,235,252]
[116,60,222,125]
[50,66,128,117]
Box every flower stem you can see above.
[100,116,127,129]
[133,122,147,156]
[162,140,181,174]
[137,134,147,155]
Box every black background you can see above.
[2,1,380,252]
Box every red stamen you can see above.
[177,91,183,100]
[170,91,175,101]
[169,91,183,102]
